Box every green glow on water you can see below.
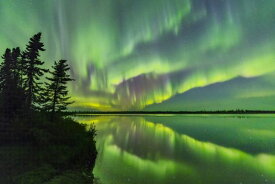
[76,115,275,184]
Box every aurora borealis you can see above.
[0,0,275,110]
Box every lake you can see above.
[75,114,275,184]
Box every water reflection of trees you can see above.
[79,116,275,184]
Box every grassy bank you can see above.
[0,113,97,184]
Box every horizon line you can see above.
[65,110,275,115]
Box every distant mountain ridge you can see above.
[144,76,275,111]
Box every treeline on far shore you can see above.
[65,109,275,115]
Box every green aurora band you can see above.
[0,0,274,110]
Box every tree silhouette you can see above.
[42,60,74,113]
[0,49,12,91]
[13,47,25,88]
[22,32,48,110]
[0,48,25,117]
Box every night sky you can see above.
[0,0,274,110]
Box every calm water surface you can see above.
[75,115,275,184]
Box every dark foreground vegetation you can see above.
[0,114,97,184]
[0,33,97,183]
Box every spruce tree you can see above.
[0,49,12,92]
[22,32,47,110]
[12,47,24,88]
[42,60,74,113]
[0,48,25,117]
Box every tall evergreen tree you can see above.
[0,49,13,94]
[12,47,25,88]
[42,60,74,113]
[22,32,47,110]
[11,47,23,87]
[0,48,25,117]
